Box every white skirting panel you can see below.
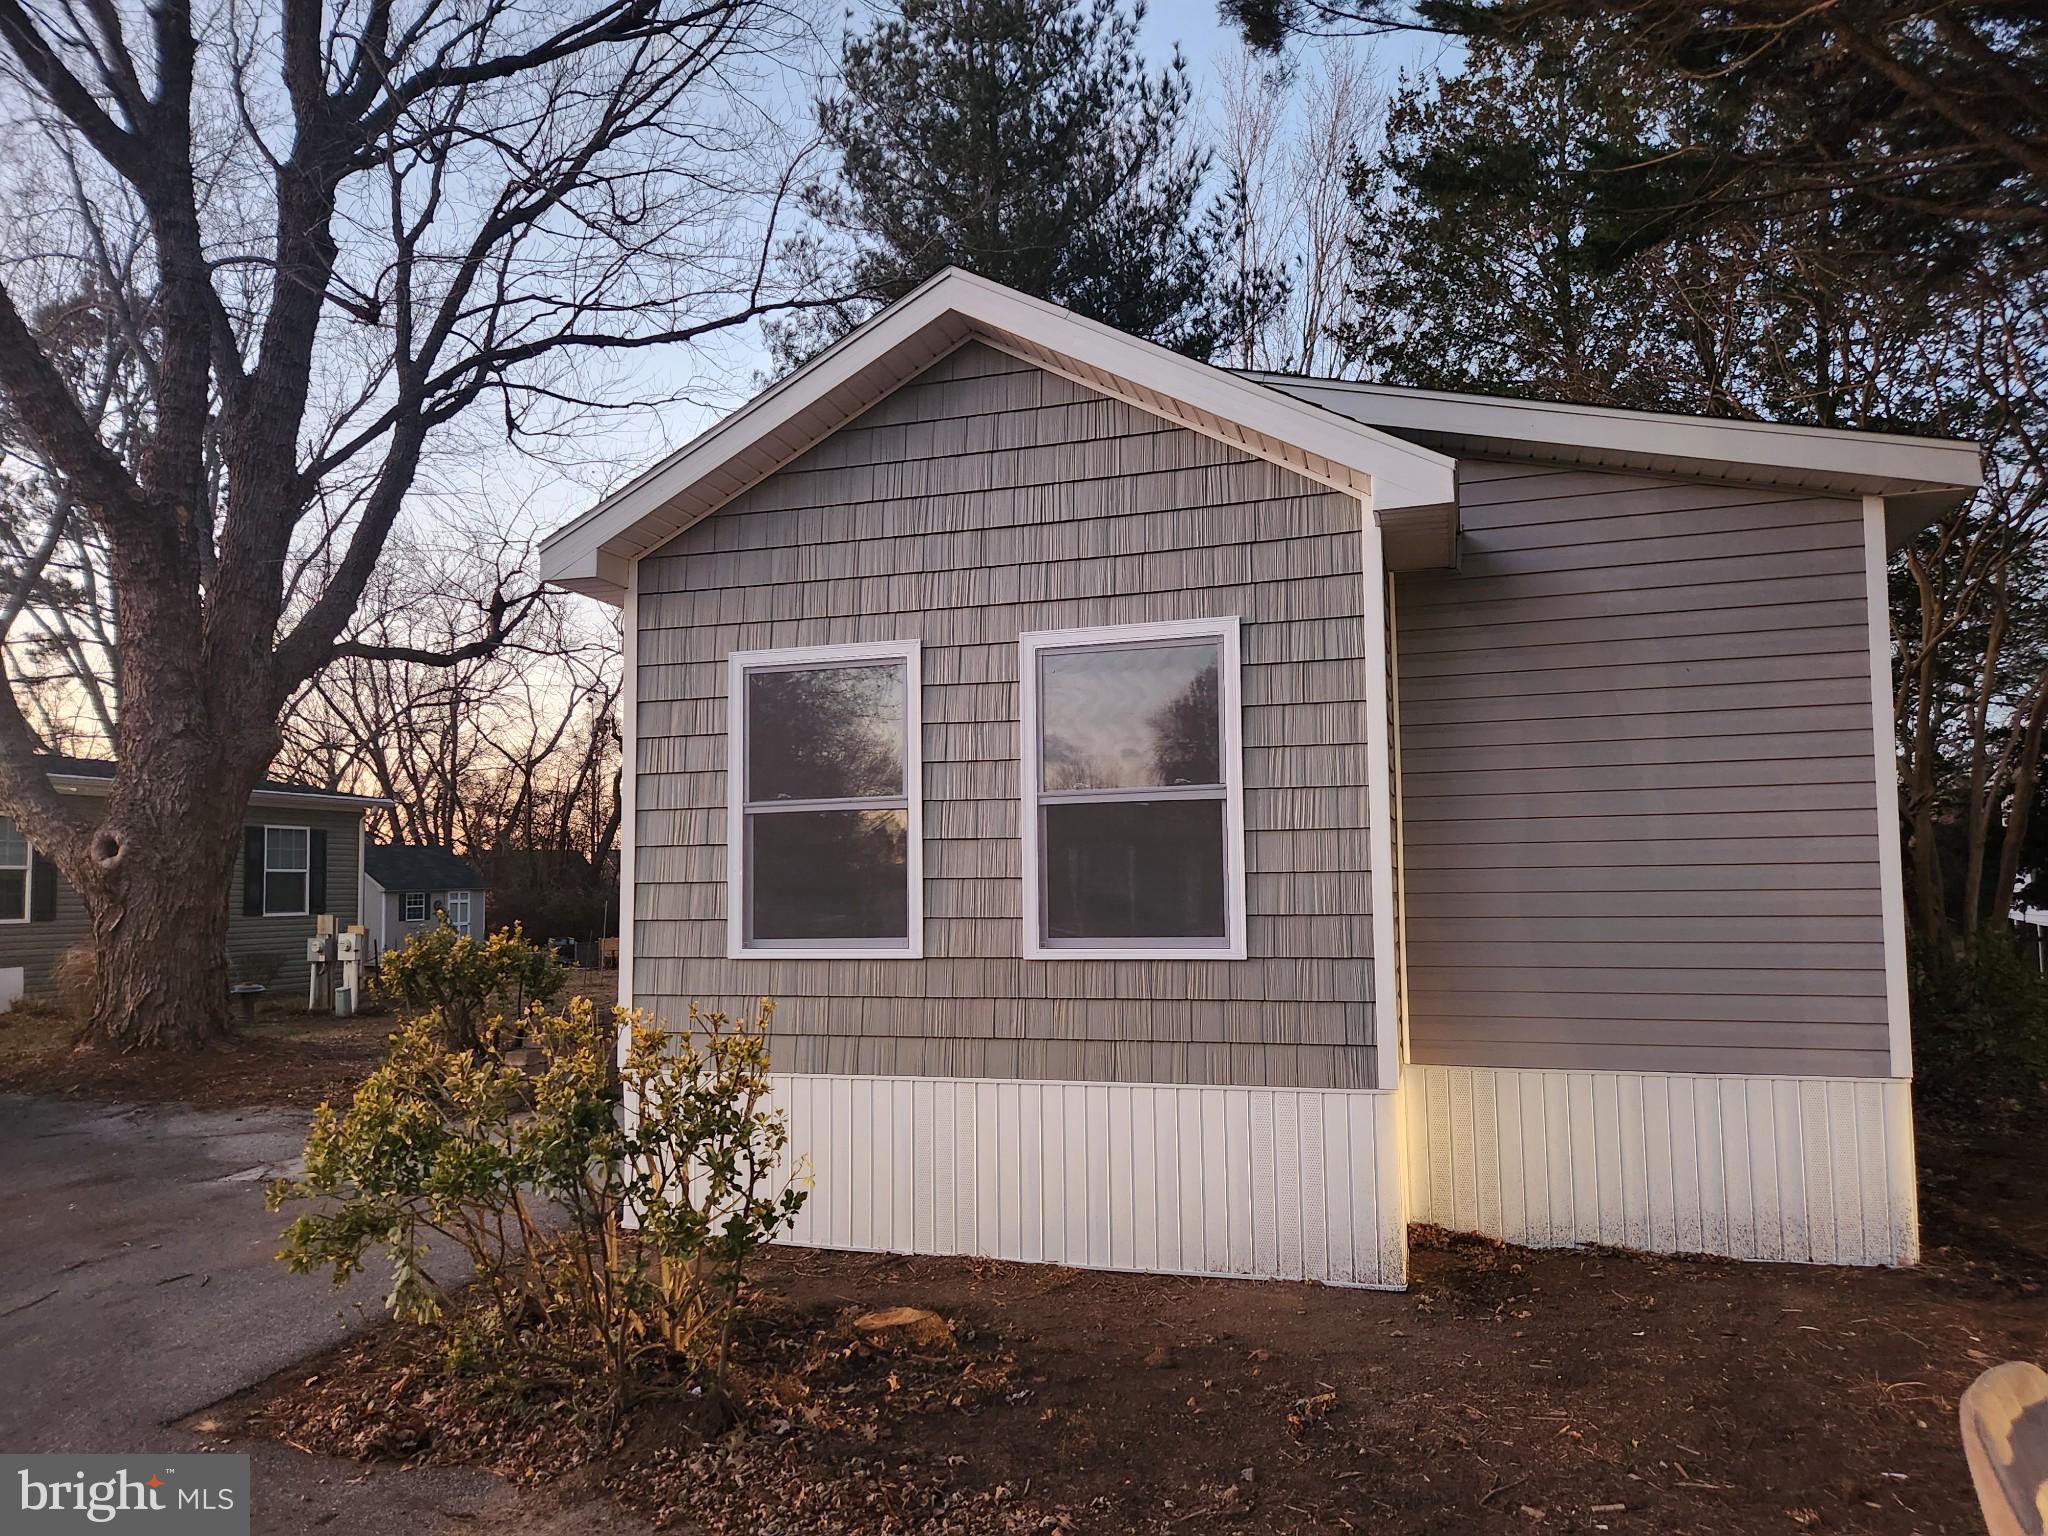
[1404,1064,1920,1267]
[768,1073,1409,1288]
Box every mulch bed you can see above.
[210,1199,2047,1535]
[0,967,620,1113]
[0,1003,397,1111]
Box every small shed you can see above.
[361,844,488,960]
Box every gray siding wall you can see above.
[634,342,1381,1089]
[1394,460,1891,1078]
[0,836,90,994]
[227,806,366,992]
[379,888,483,953]
[0,805,364,999]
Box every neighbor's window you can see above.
[1020,618,1245,958]
[0,818,29,923]
[728,641,921,957]
[445,889,471,935]
[263,826,311,917]
[402,891,427,922]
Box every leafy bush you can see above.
[1912,935,2048,1131]
[377,920,563,1053]
[266,995,805,1420]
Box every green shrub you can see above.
[266,995,805,1420]
[377,920,563,1054]
[1912,935,2048,1129]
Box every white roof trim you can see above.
[539,268,1460,604]
[1253,372,1984,537]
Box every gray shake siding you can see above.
[1394,460,1890,1078]
[634,342,1382,1088]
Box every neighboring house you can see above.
[361,844,488,958]
[0,755,387,1008]
[539,269,1983,1286]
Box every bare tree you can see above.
[1215,43,1380,374]
[275,525,622,871]
[0,0,834,1048]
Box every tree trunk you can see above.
[80,762,254,1050]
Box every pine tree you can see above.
[775,0,1277,365]
[1335,35,1686,408]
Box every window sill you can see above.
[1024,941,1247,961]
[729,944,923,962]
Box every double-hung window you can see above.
[263,826,311,917]
[402,891,428,922]
[727,641,922,958]
[0,818,30,923]
[1020,617,1245,959]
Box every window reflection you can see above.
[1043,799,1226,939]
[1040,642,1220,791]
[747,664,904,802]
[750,809,908,941]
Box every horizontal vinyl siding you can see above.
[634,342,1380,1089]
[1395,461,1890,1078]
[0,807,363,998]
[226,808,364,991]
[0,832,91,994]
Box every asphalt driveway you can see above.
[0,1093,635,1534]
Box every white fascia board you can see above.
[539,269,1458,606]
[1255,372,1984,504]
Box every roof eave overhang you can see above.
[1253,373,1985,551]
[48,773,392,813]
[539,269,1461,606]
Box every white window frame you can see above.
[0,818,31,924]
[726,639,924,960]
[262,824,311,918]
[402,891,428,922]
[445,889,471,935]
[1019,616,1247,961]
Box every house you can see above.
[361,844,488,959]
[539,268,1983,1287]
[0,756,388,1008]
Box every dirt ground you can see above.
[215,1118,2047,1536]
[0,1000,397,1110]
[11,977,2042,1534]
[0,967,617,1111]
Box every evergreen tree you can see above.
[775,0,1276,365]
[1335,35,1681,408]
[1338,28,1962,430]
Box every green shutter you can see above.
[29,851,57,922]
[309,829,328,914]
[243,827,265,916]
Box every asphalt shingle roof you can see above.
[364,844,485,891]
